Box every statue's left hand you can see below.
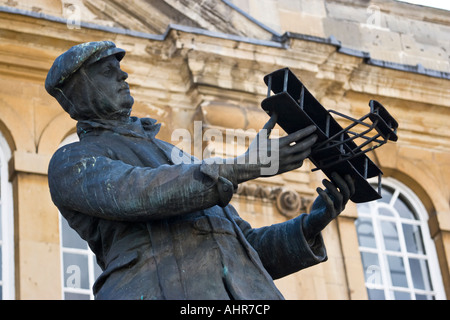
[302,172,355,242]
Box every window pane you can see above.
[378,207,394,217]
[64,292,90,300]
[61,217,87,250]
[379,186,393,204]
[63,253,90,290]
[361,252,383,285]
[0,204,2,240]
[394,194,416,220]
[355,218,376,248]
[393,290,411,300]
[367,288,385,300]
[381,220,401,252]
[387,255,407,287]
[416,294,434,300]
[0,246,2,282]
[403,224,425,254]
[409,258,432,291]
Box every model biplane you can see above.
[261,68,398,203]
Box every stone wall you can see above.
[230,0,450,73]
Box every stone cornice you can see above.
[1,5,449,81]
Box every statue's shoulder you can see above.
[50,139,108,164]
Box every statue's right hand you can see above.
[226,113,317,184]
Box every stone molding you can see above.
[236,182,313,218]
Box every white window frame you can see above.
[356,177,445,300]
[0,131,14,300]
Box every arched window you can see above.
[58,133,102,300]
[355,178,445,300]
[0,131,14,300]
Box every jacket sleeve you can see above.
[229,206,328,279]
[48,143,235,221]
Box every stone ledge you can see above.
[9,150,51,179]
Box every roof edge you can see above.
[0,5,448,80]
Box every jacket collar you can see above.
[77,116,161,140]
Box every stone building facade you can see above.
[0,0,448,299]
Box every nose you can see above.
[119,69,128,81]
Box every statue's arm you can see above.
[233,209,327,280]
[233,172,354,279]
[48,144,234,221]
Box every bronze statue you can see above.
[46,41,354,300]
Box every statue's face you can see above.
[83,55,134,120]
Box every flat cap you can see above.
[45,41,125,97]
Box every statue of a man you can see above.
[46,41,355,300]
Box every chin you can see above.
[117,97,133,113]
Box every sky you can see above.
[396,0,450,11]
